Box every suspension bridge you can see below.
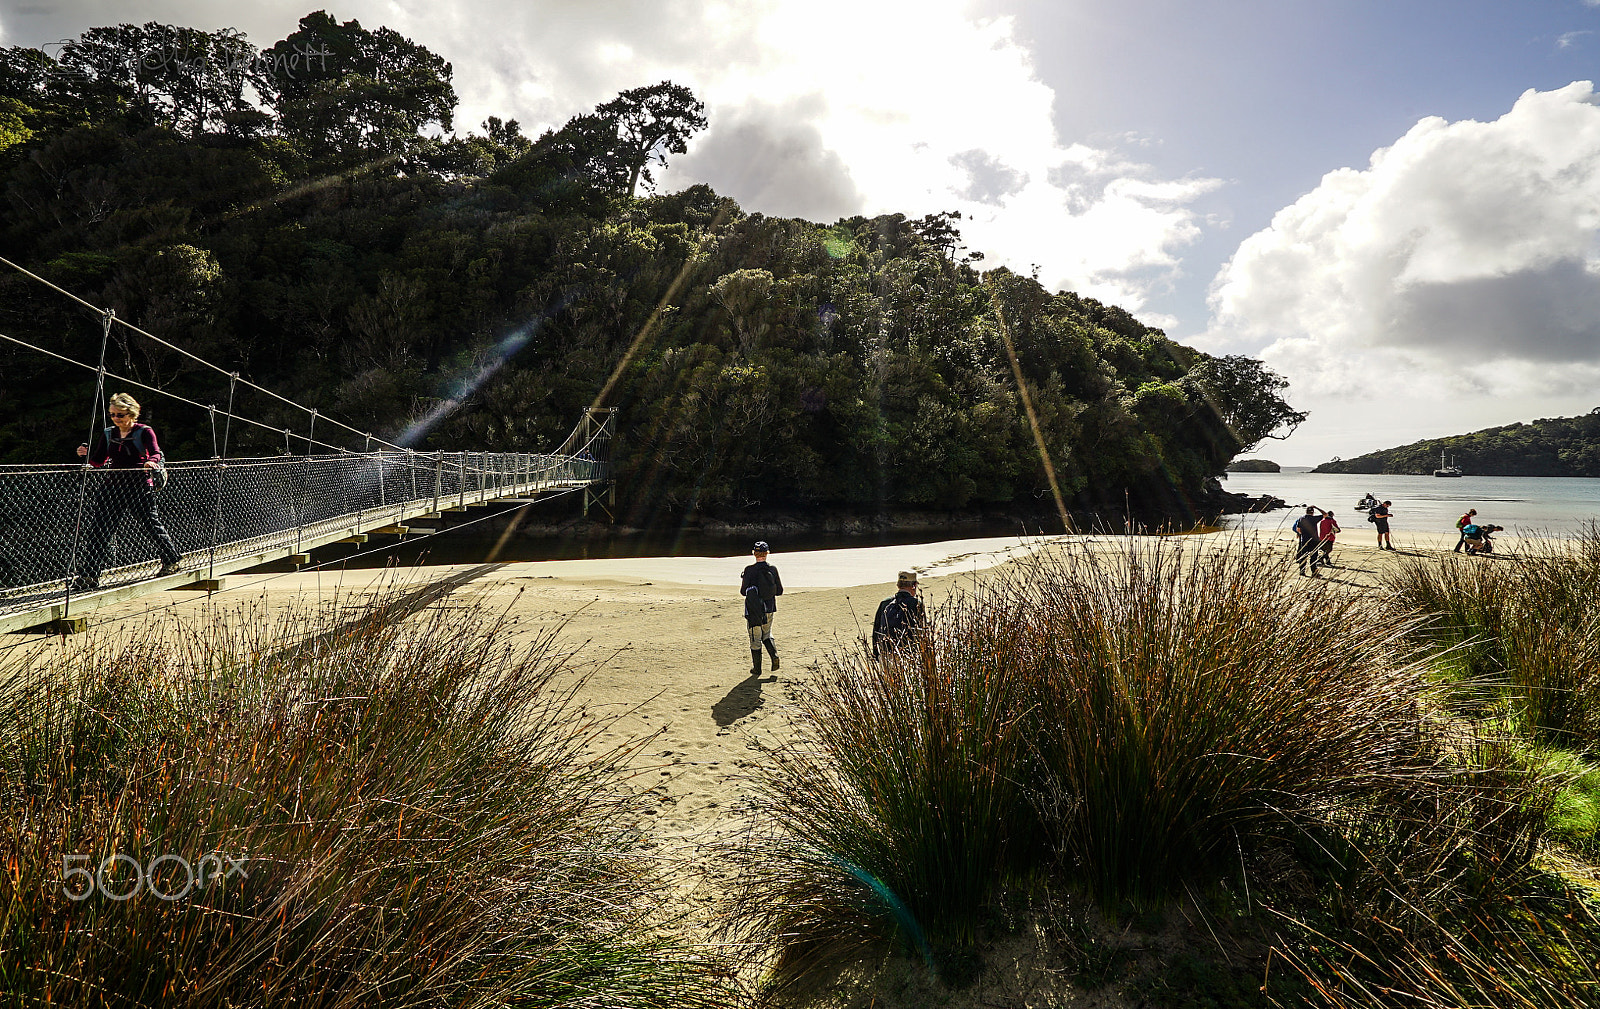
[0,257,616,635]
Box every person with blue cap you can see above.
[740,540,783,674]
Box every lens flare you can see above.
[397,321,541,447]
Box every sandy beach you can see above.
[4,526,1552,929]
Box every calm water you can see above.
[267,519,1045,571]
[265,472,1600,574]
[1220,469,1600,537]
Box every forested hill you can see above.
[0,12,1304,527]
[1313,410,1600,476]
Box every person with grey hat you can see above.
[740,541,783,674]
[872,570,926,657]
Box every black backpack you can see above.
[872,596,913,654]
[752,563,777,605]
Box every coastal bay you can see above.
[1222,469,1600,537]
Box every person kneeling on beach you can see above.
[872,571,927,657]
[741,541,782,673]
[1463,523,1503,555]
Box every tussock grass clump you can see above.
[1019,543,1428,903]
[1387,524,1600,747]
[734,589,1040,981]
[735,539,1440,992]
[0,600,731,1008]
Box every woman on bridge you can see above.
[73,392,182,590]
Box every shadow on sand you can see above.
[713,672,778,727]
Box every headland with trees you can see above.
[0,12,1304,531]
[1314,408,1600,476]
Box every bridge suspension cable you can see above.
[0,480,593,655]
[0,254,410,452]
[0,328,366,456]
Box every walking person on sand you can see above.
[872,570,927,656]
[1453,508,1478,553]
[1292,506,1325,577]
[742,586,770,676]
[1371,500,1395,550]
[740,541,782,674]
[1318,510,1342,568]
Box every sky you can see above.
[3,0,1600,465]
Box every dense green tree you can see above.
[595,81,708,197]
[1189,353,1307,451]
[258,10,455,166]
[1316,407,1600,476]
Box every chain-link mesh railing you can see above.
[0,433,610,624]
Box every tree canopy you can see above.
[259,10,456,165]
[596,81,707,197]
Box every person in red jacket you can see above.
[73,393,183,590]
[1452,508,1478,553]
[1317,510,1342,568]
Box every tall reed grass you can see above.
[0,599,732,1008]
[733,539,1449,994]
[1387,524,1600,748]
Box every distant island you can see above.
[1226,459,1280,473]
[1313,408,1600,476]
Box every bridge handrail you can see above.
[0,450,580,478]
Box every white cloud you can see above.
[1201,81,1600,464]
[1207,81,1600,404]
[1558,29,1593,49]
[668,97,864,222]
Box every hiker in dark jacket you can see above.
[872,570,926,657]
[1291,505,1325,577]
[740,541,783,673]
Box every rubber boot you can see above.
[764,638,779,671]
[750,649,762,676]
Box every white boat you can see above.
[1433,450,1463,478]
